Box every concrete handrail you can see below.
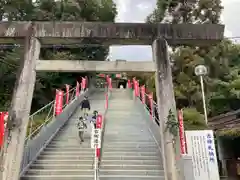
[20,88,95,176]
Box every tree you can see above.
[147,0,222,24]
[144,0,240,130]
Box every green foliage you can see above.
[26,114,48,137]
[183,107,207,130]
[136,40,240,132]
[147,0,222,24]
[166,109,179,137]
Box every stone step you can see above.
[100,156,161,161]
[43,149,94,153]
[100,164,163,170]
[25,169,164,176]
[104,131,151,134]
[104,129,149,131]
[37,155,94,160]
[101,160,161,165]
[21,175,93,180]
[99,176,165,180]
[103,137,152,140]
[44,147,93,151]
[103,139,154,142]
[103,152,160,156]
[25,169,94,176]
[39,153,159,158]
[101,140,156,143]
[49,140,92,143]
[30,164,93,170]
[101,147,158,152]
[40,151,94,155]
[46,144,93,148]
[52,137,92,140]
[99,169,164,176]
[48,143,157,149]
[21,175,164,180]
[50,139,156,144]
[106,115,142,117]
[104,127,148,129]
[34,159,94,165]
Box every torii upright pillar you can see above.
[0,26,41,180]
[152,38,178,180]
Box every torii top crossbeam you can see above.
[0,22,224,45]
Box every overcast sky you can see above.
[109,0,238,61]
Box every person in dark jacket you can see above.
[81,96,91,114]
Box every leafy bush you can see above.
[183,107,208,130]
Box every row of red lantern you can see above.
[76,77,88,97]
[130,78,154,120]
[55,77,88,116]
[130,78,187,155]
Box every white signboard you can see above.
[91,128,101,149]
[185,130,220,180]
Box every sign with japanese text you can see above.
[91,128,101,149]
[185,130,220,180]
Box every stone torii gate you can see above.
[0,22,224,180]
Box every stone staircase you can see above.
[21,92,106,180]
[99,89,165,180]
[20,89,164,180]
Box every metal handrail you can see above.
[25,87,76,141]
[28,87,76,118]
[138,92,160,124]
